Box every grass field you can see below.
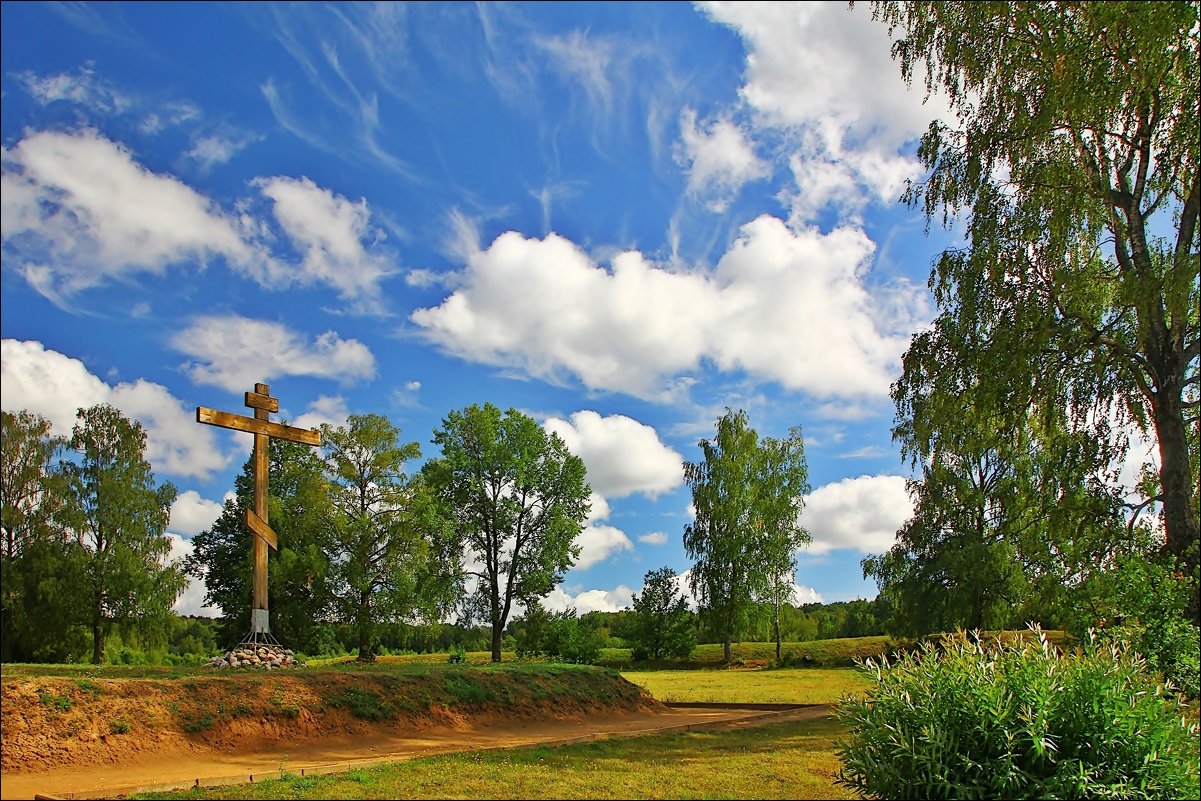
[620,666,870,705]
[133,714,854,800]
[119,665,862,800]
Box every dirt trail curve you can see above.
[3,704,833,800]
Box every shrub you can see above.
[544,617,601,664]
[182,712,214,733]
[836,626,1200,800]
[447,645,467,664]
[1087,554,1200,700]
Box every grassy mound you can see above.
[1,661,661,773]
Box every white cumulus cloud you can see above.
[171,315,376,392]
[165,534,221,617]
[169,490,225,537]
[542,584,636,614]
[412,217,926,403]
[1,129,276,305]
[1,339,229,481]
[254,176,395,314]
[544,411,683,499]
[574,524,634,571]
[799,474,913,556]
[698,2,953,224]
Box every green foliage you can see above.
[442,673,490,703]
[630,566,696,661]
[836,627,1201,800]
[684,409,811,661]
[447,645,467,664]
[1076,554,1201,699]
[869,0,1200,619]
[184,439,330,651]
[2,411,87,662]
[543,614,602,665]
[109,718,130,734]
[318,414,460,663]
[37,689,72,712]
[58,405,186,664]
[181,712,214,733]
[424,403,591,662]
[510,600,554,659]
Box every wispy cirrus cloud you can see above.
[696,2,953,225]
[14,62,131,114]
[257,3,416,180]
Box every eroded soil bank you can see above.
[0,663,663,776]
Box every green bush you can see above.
[447,645,467,664]
[836,626,1200,800]
[1088,554,1200,700]
[544,617,601,664]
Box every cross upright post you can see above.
[196,383,321,642]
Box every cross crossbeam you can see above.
[196,383,320,636]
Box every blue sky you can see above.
[1,1,966,619]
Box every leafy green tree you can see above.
[0,410,85,662]
[424,403,591,662]
[319,414,461,663]
[870,322,1136,634]
[183,438,332,650]
[683,409,810,662]
[2,411,68,560]
[756,428,811,662]
[509,599,554,658]
[60,404,185,664]
[868,1,1200,616]
[630,566,696,661]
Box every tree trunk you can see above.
[91,603,104,665]
[774,590,782,665]
[1150,386,1200,621]
[357,590,374,662]
[723,629,731,663]
[491,620,503,663]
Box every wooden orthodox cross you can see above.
[196,383,320,638]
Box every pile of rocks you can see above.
[205,643,301,670]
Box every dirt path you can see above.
[2,705,831,800]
